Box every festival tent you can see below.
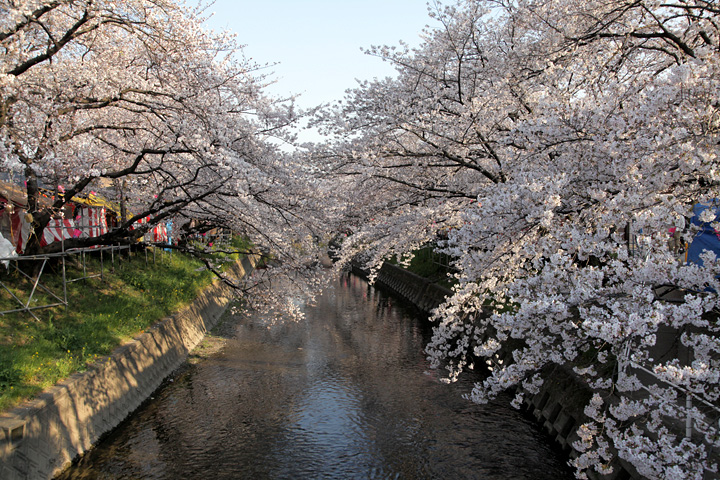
[150,223,168,243]
[131,215,150,241]
[1,180,175,252]
[38,217,76,248]
[0,181,119,253]
[0,180,50,254]
[74,206,108,239]
[129,215,171,244]
[70,191,122,229]
[68,190,125,243]
[7,210,33,254]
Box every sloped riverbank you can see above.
[0,256,257,480]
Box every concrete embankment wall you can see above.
[363,261,640,480]
[352,262,453,315]
[0,255,257,480]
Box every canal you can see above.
[56,273,574,479]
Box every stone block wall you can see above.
[0,255,257,480]
[357,262,453,315]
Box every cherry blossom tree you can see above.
[317,1,720,478]
[0,0,329,315]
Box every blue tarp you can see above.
[687,201,720,267]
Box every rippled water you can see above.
[56,273,574,479]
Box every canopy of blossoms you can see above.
[1,0,330,314]
[314,1,720,478]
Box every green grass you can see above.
[388,245,457,289]
[0,246,228,412]
[230,235,253,254]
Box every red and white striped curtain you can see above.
[152,223,168,243]
[9,209,32,254]
[75,207,108,239]
[39,218,76,247]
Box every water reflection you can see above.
[56,274,573,480]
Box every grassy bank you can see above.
[388,245,457,289]
[0,240,248,412]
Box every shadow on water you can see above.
[56,273,575,480]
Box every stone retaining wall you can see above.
[352,262,453,315]
[0,254,257,480]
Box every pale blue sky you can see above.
[195,1,435,110]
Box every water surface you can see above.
[56,273,573,479]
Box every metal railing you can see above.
[0,244,135,320]
[618,342,720,439]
